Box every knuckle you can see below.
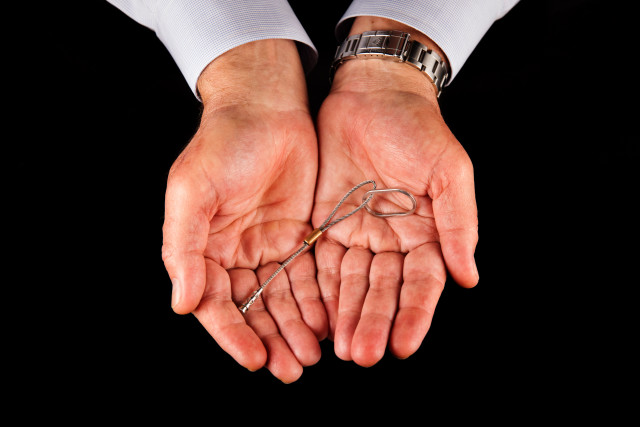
[445,147,473,180]
[161,242,175,264]
[166,167,191,193]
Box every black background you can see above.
[11,0,636,415]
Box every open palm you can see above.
[313,65,479,366]
[162,105,326,382]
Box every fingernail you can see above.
[171,277,182,308]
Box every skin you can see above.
[313,17,479,366]
[161,39,327,383]
[161,17,480,380]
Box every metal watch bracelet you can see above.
[330,30,450,97]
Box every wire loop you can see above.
[362,188,417,217]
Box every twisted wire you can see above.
[319,180,376,231]
[238,180,377,313]
[238,244,307,313]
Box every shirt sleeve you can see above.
[336,0,521,83]
[106,0,317,98]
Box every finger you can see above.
[231,268,303,383]
[162,172,212,314]
[334,247,373,361]
[351,252,403,367]
[192,261,267,371]
[315,237,347,339]
[389,243,446,359]
[285,251,329,341]
[259,262,321,367]
[431,150,479,288]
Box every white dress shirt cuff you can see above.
[336,0,519,83]
[108,0,317,99]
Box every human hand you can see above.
[313,18,479,367]
[161,39,327,382]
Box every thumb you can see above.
[162,171,213,314]
[430,148,479,288]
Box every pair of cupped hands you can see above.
[162,21,479,383]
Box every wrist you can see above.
[332,17,449,102]
[348,17,449,68]
[197,39,309,113]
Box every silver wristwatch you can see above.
[331,30,450,97]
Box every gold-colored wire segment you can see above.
[303,228,323,246]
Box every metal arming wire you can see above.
[237,179,415,313]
